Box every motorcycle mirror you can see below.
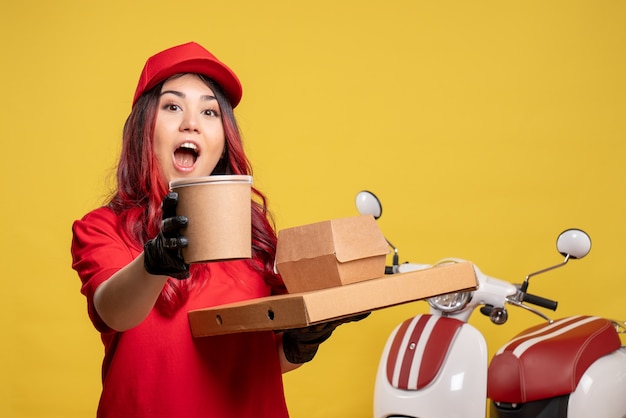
[556,229,591,259]
[356,190,382,219]
[521,228,592,294]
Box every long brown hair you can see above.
[109,74,285,315]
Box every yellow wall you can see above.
[2,1,625,417]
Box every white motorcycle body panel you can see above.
[374,315,488,418]
[567,347,626,418]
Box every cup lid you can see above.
[169,175,253,189]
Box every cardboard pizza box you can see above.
[188,261,477,337]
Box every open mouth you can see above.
[174,142,199,169]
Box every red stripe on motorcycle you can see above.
[386,315,429,388]
[398,316,430,389]
[496,315,586,355]
[417,317,465,389]
[385,316,414,384]
[386,315,464,390]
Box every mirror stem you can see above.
[520,254,571,293]
[387,239,399,272]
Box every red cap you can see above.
[132,42,242,107]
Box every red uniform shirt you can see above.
[71,207,289,417]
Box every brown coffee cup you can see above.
[169,175,252,263]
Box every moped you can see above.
[355,191,626,418]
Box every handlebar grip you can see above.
[522,293,558,311]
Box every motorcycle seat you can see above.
[487,315,620,404]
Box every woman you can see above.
[71,42,359,417]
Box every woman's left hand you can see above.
[143,192,190,280]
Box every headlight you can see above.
[427,258,472,313]
[428,291,472,313]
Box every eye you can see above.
[203,108,220,117]
[162,103,181,112]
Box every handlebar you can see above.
[522,292,558,311]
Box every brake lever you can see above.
[506,297,554,323]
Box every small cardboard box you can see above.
[275,215,390,293]
[188,261,478,337]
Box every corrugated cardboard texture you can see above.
[275,215,390,293]
[330,216,389,262]
[188,261,477,337]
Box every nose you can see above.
[180,112,200,133]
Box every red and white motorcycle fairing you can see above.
[375,314,488,417]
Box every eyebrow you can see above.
[160,90,217,101]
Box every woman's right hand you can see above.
[143,192,190,279]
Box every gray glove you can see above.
[143,192,190,280]
[282,312,370,364]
